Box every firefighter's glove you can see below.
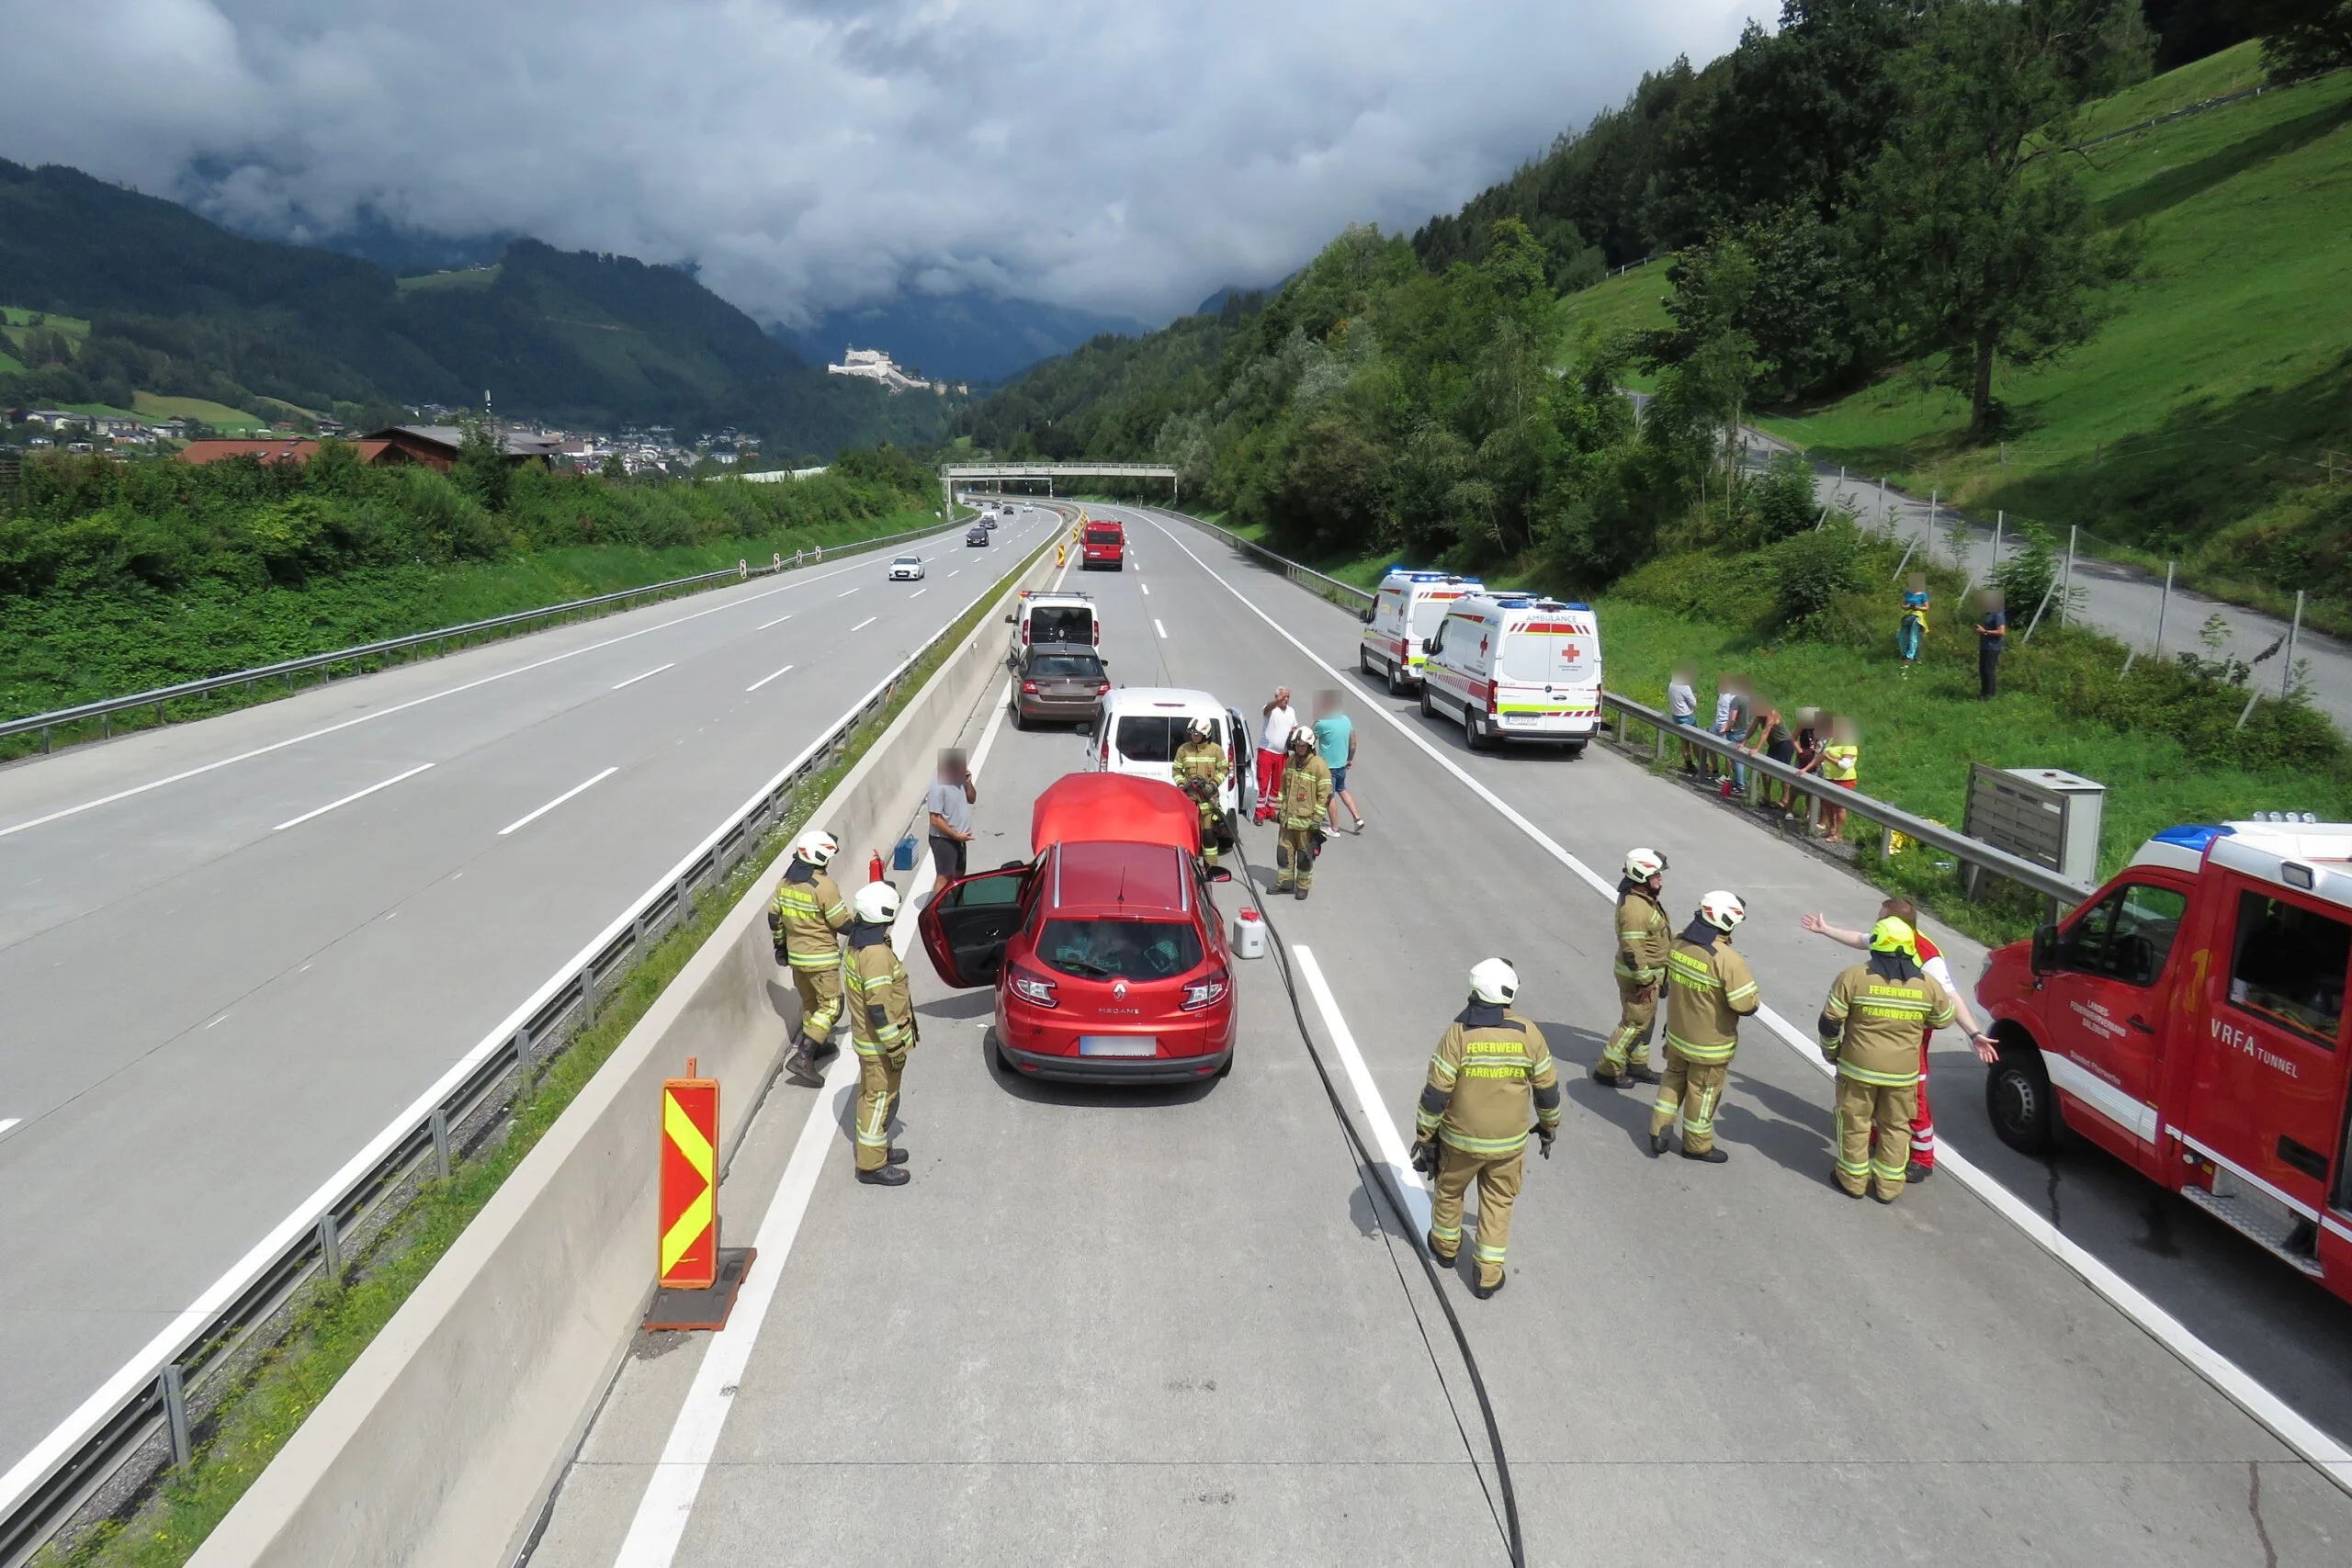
[1537,1127,1556,1160]
[1409,1136,1440,1177]
[773,943,791,965]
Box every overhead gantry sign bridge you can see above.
[940,462,1180,517]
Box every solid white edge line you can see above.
[497,766,619,837]
[0,557,888,840]
[269,762,435,832]
[0,541,1045,1520]
[1144,512,2352,1495]
[1292,946,1430,1236]
[611,679,1018,1568]
[612,663,675,691]
[744,663,795,694]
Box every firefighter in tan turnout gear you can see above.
[770,828,852,1087]
[1272,728,1330,900]
[1649,890,1758,1164]
[845,881,918,1186]
[1818,917,1958,1202]
[1172,718,1229,870]
[1410,960,1563,1300]
[1594,847,1670,1088]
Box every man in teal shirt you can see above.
[1311,691,1365,833]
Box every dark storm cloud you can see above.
[1,0,1752,325]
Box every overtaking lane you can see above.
[0,510,1058,1480]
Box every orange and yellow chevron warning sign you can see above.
[658,1062,718,1291]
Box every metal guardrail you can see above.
[0,520,1065,1568]
[0,514,964,752]
[1153,505,2096,911]
[1596,693,2098,909]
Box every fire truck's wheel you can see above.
[1986,1036,2057,1156]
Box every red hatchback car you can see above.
[918,774,1237,1083]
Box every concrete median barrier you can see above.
[186,536,1062,1568]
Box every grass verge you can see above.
[35,536,1051,1568]
[1,509,949,761]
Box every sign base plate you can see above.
[643,1247,756,1332]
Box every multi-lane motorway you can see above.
[524,506,2352,1566]
[0,508,1059,1479]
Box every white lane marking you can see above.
[1293,946,1430,1235]
[909,588,927,600]
[0,1118,22,1140]
[613,680,1017,1568]
[837,587,859,597]
[497,766,617,837]
[947,569,960,578]
[758,614,793,630]
[269,762,435,832]
[613,662,674,691]
[1148,512,2352,1496]
[851,616,877,632]
[0,562,870,840]
[745,663,795,694]
[1139,583,1150,596]
[204,1014,228,1030]
[1154,619,1168,639]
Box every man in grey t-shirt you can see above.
[927,750,977,896]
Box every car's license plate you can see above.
[1078,1036,1159,1057]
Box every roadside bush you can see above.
[1751,451,1819,542]
[1769,522,1866,628]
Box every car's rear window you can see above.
[1086,527,1122,545]
[1030,605,1093,642]
[1030,654,1103,678]
[1036,919,1203,980]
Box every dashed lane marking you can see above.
[270,762,435,832]
[1154,619,1168,639]
[612,663,674,690]
[497,766,617,837]
[745,663,795,694]
[851,616,877,632]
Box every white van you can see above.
[1358,570,1481,694]
[1005,591,1099,661]
[1094,687,1254,819]
[1419,593,1602,754]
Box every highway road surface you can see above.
[526,506,2352,1566]
[0,507,1059,1481]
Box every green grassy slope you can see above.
[1751,45,2352,615]
[1550,263,1673,386]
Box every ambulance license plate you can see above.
[1079,1036,1159,1057]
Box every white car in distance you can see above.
[888,555,926,581]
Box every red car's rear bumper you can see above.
[994,993,1234,1083]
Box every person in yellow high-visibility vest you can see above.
[1649,890,1759,1163]
[843,881,919,1185]
[769,828,851,1086]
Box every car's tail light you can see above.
[1094,681,1111,695]
[1022,680,1039,694]
[1009,967,1059,1008]
[1180,968,1230,1011]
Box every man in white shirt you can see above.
[1666,665,1699,773]
[1256,686,1297,824]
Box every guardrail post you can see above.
[515,1023,536,1071]
[317,1210,343,1283]
[1653,719,1666,763]
[1808,788,1823,838]
[40,724,51,753]
[1881,819,1898,861]
[161,1363,192,1471]
[428,1106,452,1181]
[101,713,110,739]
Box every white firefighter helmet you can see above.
[1623,847,1668,883]
[1190,717,1215,740]
[852,881,900,925]
[790,828,840,868]
[1468,957,1520,1006]
[1698,889,1746,933]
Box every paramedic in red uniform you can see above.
[1801,897,1999,1180]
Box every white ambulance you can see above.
[1419,593,1603,754]
[1357,570,1481,694]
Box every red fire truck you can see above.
[1977,818,2352,1300]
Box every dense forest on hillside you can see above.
[959,0,2349,604]
[0,161,951,454]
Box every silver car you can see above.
[888,555,925,581]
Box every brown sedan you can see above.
[1014,642,1111,729]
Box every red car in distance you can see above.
[918,773,1237,1083]
[1080,518,1126,570]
